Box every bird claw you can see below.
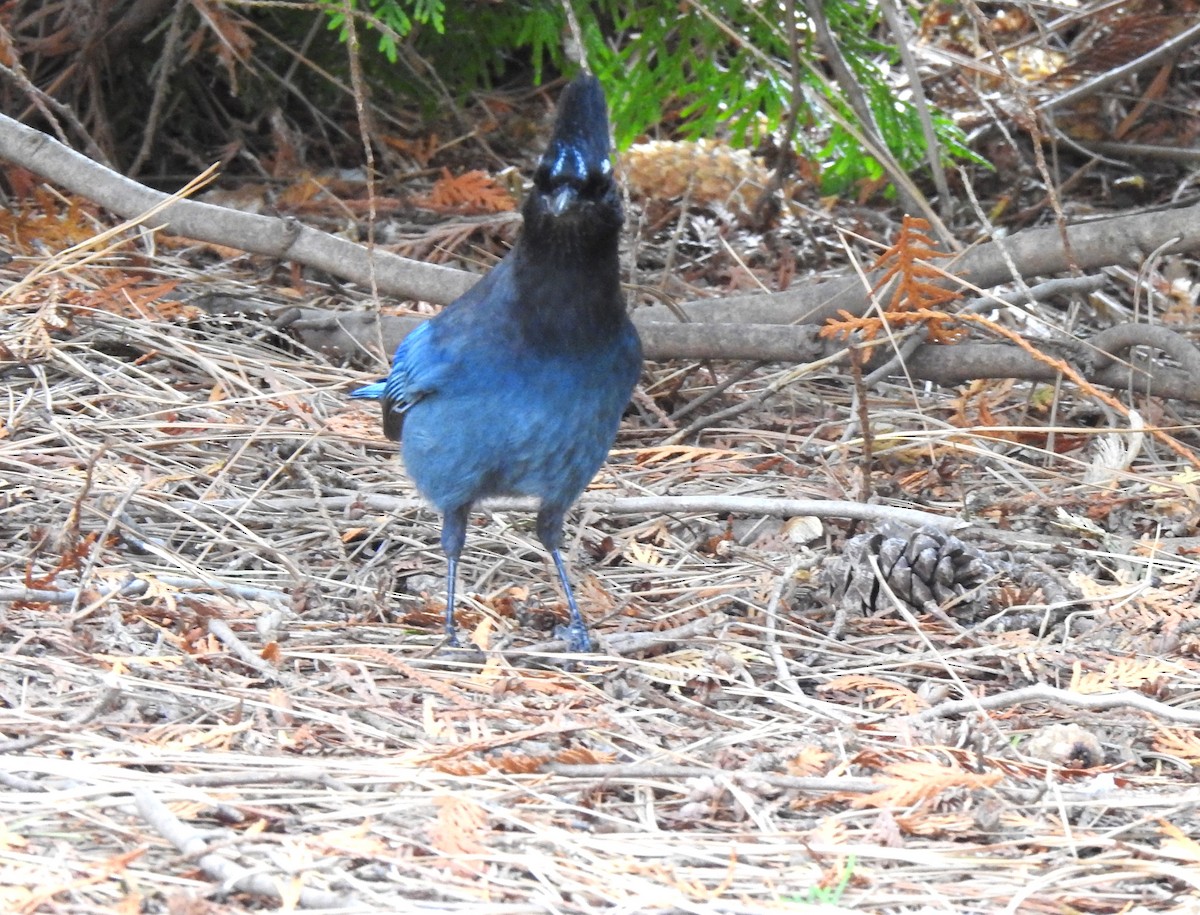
[437,630,488,663]
[554,620,596,653]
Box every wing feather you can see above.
[350,321,437,441]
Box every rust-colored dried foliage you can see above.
[421,168,516,214]
[821,216,963,344]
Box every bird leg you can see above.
[536,507,594,651]
[357,76,640,657]
[443,554,461,648]
[549,547,595,653]
[440,505,470,648]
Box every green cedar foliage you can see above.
[320,0,983,195]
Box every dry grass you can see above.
[3,221,1200,915]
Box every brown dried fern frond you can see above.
[821,216,965,344]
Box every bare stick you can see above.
[0,573,290,608]
[1038,18,1200,113]
[0,684,124,755]
[544,763,879,794]
[911,683,1200,726]
[134,789,353,910]
[207,619,287,685]
[0,111,473,305]
[175,493,968,532]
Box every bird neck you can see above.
[511,231,625,347]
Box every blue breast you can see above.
[400,324,640,513]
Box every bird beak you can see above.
[548,185,576,217]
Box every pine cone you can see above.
[622,139,768,219]
[824,523,998,617]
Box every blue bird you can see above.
[353,74,642,651]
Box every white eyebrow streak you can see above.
[550,146,592,180]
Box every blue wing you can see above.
[351,320,439,441]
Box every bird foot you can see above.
[554,620,596,653]
[436,630,487,662]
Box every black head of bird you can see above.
[524,74,622,241]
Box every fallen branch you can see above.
[0,573,291,608]
[12,109,1200,414]
[543,762,880,794]
[0,111,473,306]
[910,682,1200,726]
[642,202,1200,327]
[274,305,834,363]
[273,302,1200,402]
[903,339,1200,403]
[6,110,1200,340]
[134,788,354,910]
[173,492,967,532]
[0,684,124,756]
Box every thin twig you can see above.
[544,763,879,794]
[762,553,809,692]
[1037,18,1200,113]
[515,612,732,657]
[0,683,123,755]
[207,619,287,684]
[879,0,951,215]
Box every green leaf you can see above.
[313,0,983,198]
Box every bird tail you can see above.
[350,381,386,400]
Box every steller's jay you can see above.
[352,74,642,652]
